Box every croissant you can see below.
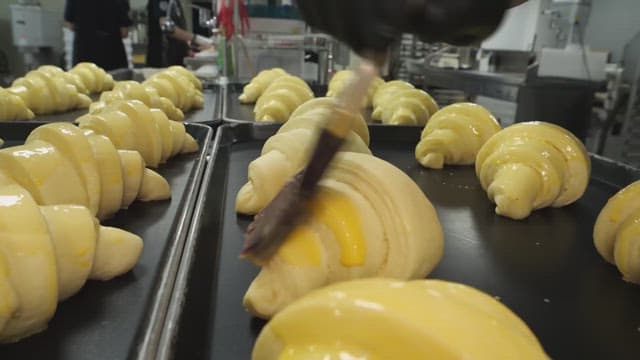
[476,122,591,220]
[90,80,185,122]
[239,68,288,104]
[243,152,444,319]
[236,97,370,215]
[281,97,370,146]
[0,184,143,343]
[371,80,415,120]
[37,65,89,94]
[416,103,501,169]
[0,87,34,121]
[0,122,170,220]
[326,70,384,108]
[377,88,439,126]
[253,278,547,359]
[168,65,203,91]
[254,75,314,122]
[594,181,640,284]
[68,62,115,94]
[143,69,204,111]
[9,70,92,115]
[79,100,198,168]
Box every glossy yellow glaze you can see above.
[476,122,590,220]
[253,278,547,360]
[594,181,640,283]
[416,103,500,169]
[279,189,366,267]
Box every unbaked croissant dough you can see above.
[377,88,439,125]
[371,80,415,120]
[9,70,92,115]
[243,152,444,319]
[80,100,198,168]
[594,181,640,284]
[37,65,89,94]
[0,184,143,343]
[0,87,34,121]
[252,278,548,360]
[416,103,501,169]
[254,75,314,122]
[236,97,370,215]
[476,122,591,220]
[143,69,204,111]
[0,122,170,220]
[68,62,115,94]
[91,80,185,122]
[326,70,384,108]
[168,65,203,91]
[239,68,288,104]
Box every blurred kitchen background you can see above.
[1,0,639,166]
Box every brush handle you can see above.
[300,62,378,192]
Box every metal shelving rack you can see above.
[622,31,640,167]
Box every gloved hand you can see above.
[295,0,512,55]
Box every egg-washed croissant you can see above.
[594,181,640,284]
[254,75,314,122]
[90,80,185,122]
[377,88,439,126]
[37,65,89,94]
[143,69,204,112]
[0,122,170,220]
[253,278,548,360]
[0,87,35,121]
[79,100,198,168]
[236,97,370,215]
[326,70,384,108]
[243,152,444,319]
[416,103,501,169]
[281,97,370,146]
[9,69,92,115]
[371,80,415,120]
[68,62,115,94]
[0,184,143,343]
[167,65,203,91]
[239,68,289,104]
[476,122,591,220]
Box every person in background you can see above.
[147,0,214,67]
[64,0,131,71]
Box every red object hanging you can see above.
[218,0,250,40]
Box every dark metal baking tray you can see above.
[223,83,378,124]
[162,123,640,360]
[0,122,213,360]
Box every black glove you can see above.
[295,0,511,55]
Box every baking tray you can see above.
[160,123,640,360]
[0,121,213,360]
[223,83,377,124]
[9,68,222,125]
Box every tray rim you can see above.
[156,123,224,360]
[134,123,214,360]
[157,122,640,359]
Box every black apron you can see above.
[147,0,190,67]
[65,0,130,71]
[74,29,128,71]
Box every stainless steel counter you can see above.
[423,66,524,102]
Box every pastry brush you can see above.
[240,62,379,265]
